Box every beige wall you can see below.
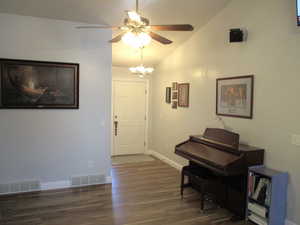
[150,0,300,223]
[112,66,135,79]
[112,66,153,80]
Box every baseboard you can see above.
[286,220,298,225]
[147,149,183,171]
[41,180,70,191]
[105,176,112,184]
[0,189,40,196]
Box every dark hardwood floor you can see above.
[0,159,246,225]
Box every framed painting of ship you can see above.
[216,75,254,119]
[0,58,79,109]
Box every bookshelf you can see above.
[247,166,288,225]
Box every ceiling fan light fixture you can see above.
[122,31,151,48]
[127,11,141,23]
[129,65,154,75]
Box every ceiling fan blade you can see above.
[109,33,125,43]
[76,26,120,30]
[149,32,172,45]
[149,24,194,31]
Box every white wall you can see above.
[150,0,300,224]
[0,13,112,186]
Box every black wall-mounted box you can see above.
[230,29,243,42]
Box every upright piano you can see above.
[175,128,264,219]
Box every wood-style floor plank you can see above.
[0,159,248,225]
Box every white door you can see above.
[112,80,147,155]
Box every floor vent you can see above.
[71,175,106,187]
[0,180,40,195]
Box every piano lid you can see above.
[176,141,241,169]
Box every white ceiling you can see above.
[0,0,231,67]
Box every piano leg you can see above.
[230,215,244,222]
[181,166,192,198]
[226,175,248,221]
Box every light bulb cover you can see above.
[128,11,141,23]
[122,31,151,48]
[129,65,154,75]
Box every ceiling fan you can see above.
[76,0,194,46]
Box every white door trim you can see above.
[111,78,150,156]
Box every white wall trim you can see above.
[105,176,112,184]
[0,189,39,196]
[147,149,183,171]
[286,220,298,225]
[41,180,71,191]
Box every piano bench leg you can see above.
[200,197,204,211]
[200,185,205,211]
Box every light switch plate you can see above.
[291,134,300,146]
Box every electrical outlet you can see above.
[291,134,300,146]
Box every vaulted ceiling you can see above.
[0,0,231,67]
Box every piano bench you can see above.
[181,165,218,211]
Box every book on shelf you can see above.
[249,213,268,225]
[248,172,254,197]
[248,202,268,218]
[248,173,271,206]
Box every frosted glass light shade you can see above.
[129,65,154,76]
[122,32,151,48]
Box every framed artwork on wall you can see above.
[166,87,171,103]
[0,58,79,109]
[216,75,254,119]
[172,91,178,100]
[178,83,190,107]
[172,82,178,90]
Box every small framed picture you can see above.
[178,83,190,107]
[172,82,178,90]
[172,101,177,109]
[216,75,254,119]
[172,91,178,100]
[165,87,171,103]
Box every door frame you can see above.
[111,78,150,156]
